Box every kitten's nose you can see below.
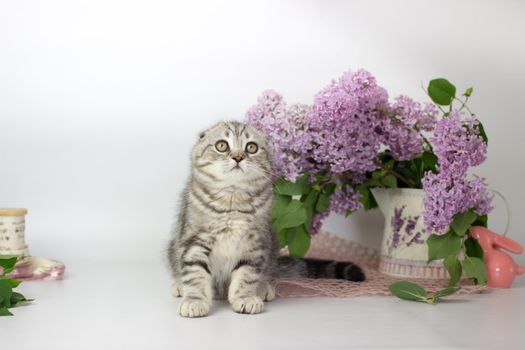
[232,155,244,163]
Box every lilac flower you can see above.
[307,69,388,177]
[245,90,312,181]
[422,110,492,234]
[377,118,423,161]
[430,111,487,179]
[329,187,362,215]
[391,95,438,132]
[423,172,493,234]
[376,96,438,161]
[310,211,329,235]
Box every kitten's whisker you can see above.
[246,165,276,183]
[245,165,292,195]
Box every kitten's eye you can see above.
[245,142,258,154]
[215,140,229,152]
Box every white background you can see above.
[1,0,524,266]
[2,2,525,349]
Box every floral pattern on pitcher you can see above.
[385,205,428,258]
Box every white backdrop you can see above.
[1,0,524,266]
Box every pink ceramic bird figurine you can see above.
[469,226,524,288]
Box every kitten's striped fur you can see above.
[167,121,364,317]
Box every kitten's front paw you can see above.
[231,296,264,314]
[259,283,276,301]
[178,298,210,318]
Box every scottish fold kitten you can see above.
[167,121,364,317]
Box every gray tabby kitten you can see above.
[167,121,364,317]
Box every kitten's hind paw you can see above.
[231,296,264,314]
[171,282,183,297]
[178,298,211,318]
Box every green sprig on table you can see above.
[0,255,33,316]
[389,281,460,305]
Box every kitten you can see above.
[167,121,364,317]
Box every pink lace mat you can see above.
[275,231,488,298]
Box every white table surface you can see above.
[1,261,524,350]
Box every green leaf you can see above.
[273,200,307,232]
[472,214,488,228]
[301,190,319,229]
[451,210,478,236]
[273,175,310,196]
[276,229,287,248]
[357,185,378,211]
[10,292,27,305]
[287,225,311,258]
[422,152,438,172]
[463,256,487,285]
[0,255,18,262]
[2,278,22,289]
[409,157,422,177]
[464,237,484,259]
[434,286,460,299]
[463,87,473,97]
[475,122,488,145]
[0,280,13,308]
[323,183,337,196]
[427,231,463,263]
[381,174,397,189]
[0,255,18,275]
[372,170,386,179]
[428,78,456,106]
[272,194,291,222]
[389,281,428,302]
[0,306,13,316]
[314,174,331,182]
[366,178,382,187]
[316,193,330,213]
[444,255,462,286]
[9,292,32,307]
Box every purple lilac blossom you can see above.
[423,111,492,234]
[310,212,329,235]
[245,90,312,181]
[430,110,487,179]
[392,95,438,132]
[308,69,388,177]
[423,169,493,234]
[376,96,438,161]
[329,187,362,215]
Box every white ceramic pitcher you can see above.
[371,188,448,279]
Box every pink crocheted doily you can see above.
[275,231,488,298]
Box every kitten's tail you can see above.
[277,256,365,281]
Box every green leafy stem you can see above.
[389,281,460,305]
[389,78,489,304]
[390,210,488,304]
[0,255,33,316]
